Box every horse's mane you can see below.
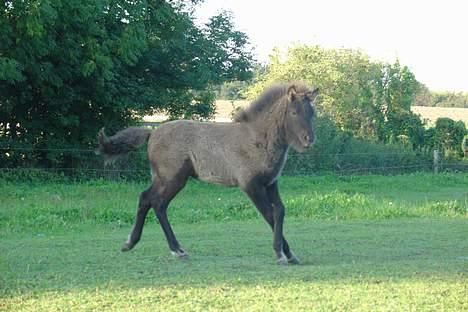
[233,82,311,123]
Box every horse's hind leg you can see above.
[122,186,154,252]
[122,177,188,257]
[152,176,190,258]
[153,201,188,258]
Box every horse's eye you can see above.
[291,111,297,116]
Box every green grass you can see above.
[0,173,467,310]
[1,172,467,232]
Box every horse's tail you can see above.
[96,127,152,164]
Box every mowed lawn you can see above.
[0,173,467,311]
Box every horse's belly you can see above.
[196,173,237,186]
[191,156,237,186]
[195,167,238,186]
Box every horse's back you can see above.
[147,120,245,186]
[149,120,241,149]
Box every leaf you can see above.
[82,60,96,77]
[0,57,25,82]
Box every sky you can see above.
[195,0,468,92]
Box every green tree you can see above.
[429,118,467,157]
[0,0,253,167]
[379,60,422,144]
[215,80,251,100]
[414,89,468,108]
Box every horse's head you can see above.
[283,84,319,152]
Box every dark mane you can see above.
[233,83,311,123]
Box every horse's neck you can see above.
[251,109,289,158]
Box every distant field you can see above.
[144,101,468,125]
[213,100,249,122]
[142,100,250,123]
[213,101,468,125]
[411,106,468,126]
[216,102,468,125]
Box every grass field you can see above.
[1,173,467,311]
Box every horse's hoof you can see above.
[121,242,134,252]
[276,254,289,265]
[171,249,189,259]
[287,252,301,265]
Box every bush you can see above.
[283,116,431,174]
[424,118,467,158]
[462,135,468,158]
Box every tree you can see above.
[379,60,422,143]
[429,118,467,157]
[214,80,250,100]
[0,0,254,167]
[414,89,468,108]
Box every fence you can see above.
[1,146,466,182]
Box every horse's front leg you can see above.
[266,182,300,265]
[242,181,288,265]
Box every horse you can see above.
[97,82,319,265]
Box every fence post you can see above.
[433,150,440,174]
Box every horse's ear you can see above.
[287,85,297,102]
[306,88,319,102]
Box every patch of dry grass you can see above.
[411,106,468,126]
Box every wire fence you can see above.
[0,146,467,182]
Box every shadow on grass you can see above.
[1,218,467,295]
